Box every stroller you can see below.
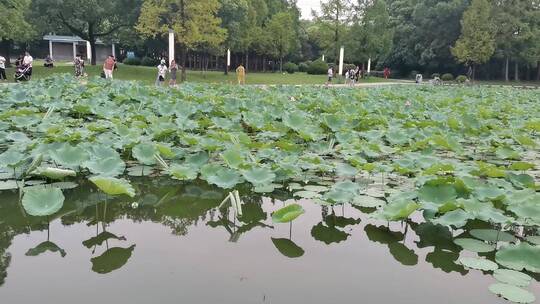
[15,64,31,81]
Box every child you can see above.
[74,54,85,77]
[156,59,167,86]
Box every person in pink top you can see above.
[103,55,115,79]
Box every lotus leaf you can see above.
[168,164,198,181]
[89,176,136,197]
[488,283,535,303]
[132,142,157,165]
[85,157,126,177]
[432,209,473,228]
[418,184,457,205]
[453,238,495,253]
[525,236,540,245]
[495,243,540,273]
[206,167,243,189]
[470,229,516,243]
[379,201,419,221]
[32,167,76,180]
[0,149,25,168]
[242,167,276,186]
[50,144,89,168]
[22,187,65,216]
[272,204,305,223]
[493,269,532,287]
[458,257,498,271]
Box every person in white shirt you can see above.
[23,51,33,79]
[0,55,6,81]
[155,59,167,86]
[326,66,334,86]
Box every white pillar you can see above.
[168,30,174,65]
[112,43,116,58]
[49,40,53,59]
[227,49,231,67]
[367,58,371,74]
[338,46,344,76]
[322,54,325,62]
[86,41,92,62]
[72,42,77,59]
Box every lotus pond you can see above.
[0,76,539,303]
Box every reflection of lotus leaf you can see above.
[458,257,498,271]
[495,243,540,273]
[488,283,535,303]
[25,241,66,257]
[388,242,418,266]
[271,238,304,258]
[425,249,468,274]
[22,188,65,216]
[493,269,532,287]
[83,232,126,248]
[311,222,348,245]
[91,245,135,274]
[364,224,404,245]
[272,204,304,223]
[238,203,266,223]
[324,215,360,228]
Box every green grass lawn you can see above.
[2,60,392,85]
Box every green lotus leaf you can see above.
[488,283,535,303]
[507,173,535,189]
[432,209,473,228]
[31,167,77,180]
[379,200,419,221]
[272,204,305,223]
[242,167,276,186]
[22,187,65,216]
[221,148,244,169]
[335,163,358,177]
[50,144,89,169]
[493,269,532,287]
[525,236,540,245]
[294,190,321,199]
[495,146,520,160]
[0,149,25,168]
[302,185,328,193]
[473,185,505,201]
[453,238,495,253]
[253,183,279,193]
[470,229,516,243]
[418,184,457,205]
[495,243,540,273]
[206,167,243,189]
[271,238,305,258]
[168,164,198,181]
[0,180,19,190]
[322,113,345,131]
[89,176,136,197]
[351,195,385,208]
[509,162,535,171]
[132,142,157,165]
[458,257,498,271]
[507,202,540,224]
[184,152,209,168]
[91,245,136,274]
[323,189,354,204]
[85,157,126,177]
[126,165,154,177]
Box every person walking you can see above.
[236,63,246,85]
[74,54,85,77]
[326,66,334,86]
[0,55,6,81]
[156,59,168,86]
[23,51,33,79]
[169,59,178,87]
[103,55,115,79]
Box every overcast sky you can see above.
[297,0,321,19]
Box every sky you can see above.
[296,0,321,19]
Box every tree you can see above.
[32,0,142,65]
[267,12,296,72]
[0,0,34,64]
[347,0,393,65]
[137,0,227,82]
[316,0,353,65]
[451,0,495,80]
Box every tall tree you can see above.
[32,0,142,65]
[347,0,393,65]
[316,0,353,64]
[451,0,495,79]
[137,0,226,81]
[266,12,297,72]
[0,0,34,64]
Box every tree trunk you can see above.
[1,40,12,66]
[504,56,509,82]
[263,56,266,72]
[89,39,97,66]
[245,52,249,73]
[514,61,519,81]
[537,61,540,81]
[280,56,283,73]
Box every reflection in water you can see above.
[0,177,538,303]
[91,245,136,274]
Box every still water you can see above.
[0,178,538,304]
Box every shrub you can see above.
[307,60,329,75]
[410,70,420,79]
[123,57,141,65]
[456,75,468,83]
[441,73,454,81]
[431,73,440,79]
[141,56,160,67]
[298,62,310,73]
[283,62,299,74]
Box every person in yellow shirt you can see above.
[236,64,245,85]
